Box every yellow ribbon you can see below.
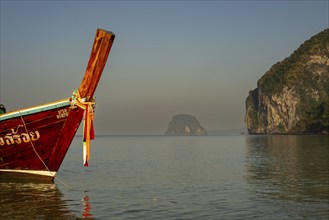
[71,90,95,166]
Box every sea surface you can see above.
[1,135,328,219]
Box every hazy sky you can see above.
[0,1,328,134]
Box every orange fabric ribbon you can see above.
[83,104,95,166]
[70,90,96,167]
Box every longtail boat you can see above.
[0,29,115,181]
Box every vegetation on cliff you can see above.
[245,29,329,134]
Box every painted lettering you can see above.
[56,109,69,119]
[0,125,41,147]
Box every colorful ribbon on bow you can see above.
[83,104,95,166]
[71,90,95,166]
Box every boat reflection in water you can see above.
[0,175,75,219]
[82,195,93,219]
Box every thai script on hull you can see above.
[0,125,40,146]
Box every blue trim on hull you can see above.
[0,99,71,121]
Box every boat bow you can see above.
[0,29,115,180]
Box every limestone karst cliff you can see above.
[165,114,207,135]
[245,29,329,134]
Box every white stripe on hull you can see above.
[0,169,56,177]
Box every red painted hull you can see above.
[0,29,115,181]
[0,100,83,180]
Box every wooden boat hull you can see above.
[0,29,115,181]
[0,99,83,180]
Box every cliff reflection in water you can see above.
[245,135,329,202]
[0,180,74,219]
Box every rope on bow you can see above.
[70,90,95,166]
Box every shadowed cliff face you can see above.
[245,29,329,134]
[165,114,207,135]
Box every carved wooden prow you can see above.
[48,29,115,171]
[78,29,115,98]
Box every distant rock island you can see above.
[245,28,329,134]
[165,114,207,135]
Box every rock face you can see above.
[245,29,329,134]
[165,114,207,135]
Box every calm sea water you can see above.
[1,135,328,219]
